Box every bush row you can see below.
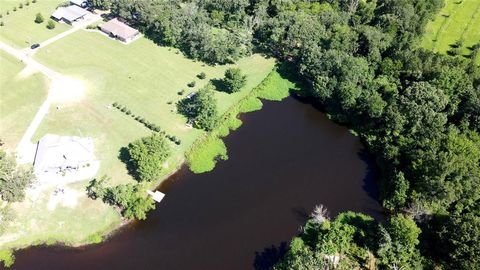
[112,102,181,145]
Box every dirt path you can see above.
[0,15,100,163]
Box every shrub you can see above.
[187,81,196,87]
[128,134,171,182]
[126,110,131,115]
[175,139,181,145]
[197,72,206,79]
[19,3,23,8]
[34,12,43,23]
[0,22,3,27]
[32,0,37,3]
[120,106,127,112]
[0,14,3,19]
[112,102,118,107]
[46,20,55,29]
[177,89,185,95]
[26,1,30,6]
[167,101,173,105]
[13,7,17,12]
[223,68,247,93]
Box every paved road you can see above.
[0,14,101,164]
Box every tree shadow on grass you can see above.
[118,146,140,181]
[211,78,229,93]
[253,242,289,270]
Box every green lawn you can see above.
[32,30,275,184]
[0,30,274,252]
[422,0,480,63]
[0,50,48,151]
[0,0,69,48]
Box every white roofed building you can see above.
[51,5,90,24]
[33,134,100,184]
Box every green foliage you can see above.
[46,20,55,30]
[34,12,44,23]
[377,215,422,270]
[0,150,35,202]
[0,250,14,268]
[128,134,171,182]
[0,207,14,235]
[177,83,219,131]
[86,176,107,200]
[223,68,247,93]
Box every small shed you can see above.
[51,5,90,24]
[100,18,140,43]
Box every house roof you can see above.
[52,5,89,21]
[100,18,139,40]
[34,134,96,174]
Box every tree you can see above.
[34,12,43,23]
[46,20,55,29]
[177,83,218,131]
[377,215,422,270]
[223,68,247,93]
[128,133,171,182]
[0,150,35,202]
[105,183,155,220]
[86,176,107,200]
[437,209,480,269]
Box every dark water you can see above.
[10,97,382,270]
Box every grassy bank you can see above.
[186,67,299,173]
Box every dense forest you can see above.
[92,0,480,269]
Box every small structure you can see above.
[70,0,89,8]
[147,190,165,203]
[186,92,197,99]
[100,18,140,43]
[33,134,100,184]
[51,5,90,25]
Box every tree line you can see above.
[87,0,480,268]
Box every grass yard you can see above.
[0,0,69,48]
[32,30,275,184]
[421,0,480,63]
[0,24,274,253]
[0,50,48,151]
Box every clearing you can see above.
[421,0,480,63]
[0,23,275,251]
[0,0,69,48]
[0,50,48,151]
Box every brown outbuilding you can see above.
[100,18,140,43]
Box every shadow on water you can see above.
[253,242,289,270]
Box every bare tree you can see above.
[311,204,329,224]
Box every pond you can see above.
[11,96,383,270]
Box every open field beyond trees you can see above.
[0,0,69,48]
[0,50,48,151]
[422,0,480,63]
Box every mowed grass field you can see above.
[422,0,480,63]
[0,29,274,251]
[0,50,48,151]
[32,30,275,184]
[0,0,69,48]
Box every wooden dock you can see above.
[147,190,165,203]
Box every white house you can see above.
[33,134,100,184]
[51,5,90,24]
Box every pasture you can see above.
[0,0,69,48]
[0,50,48,151]
[422,0,480,63]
